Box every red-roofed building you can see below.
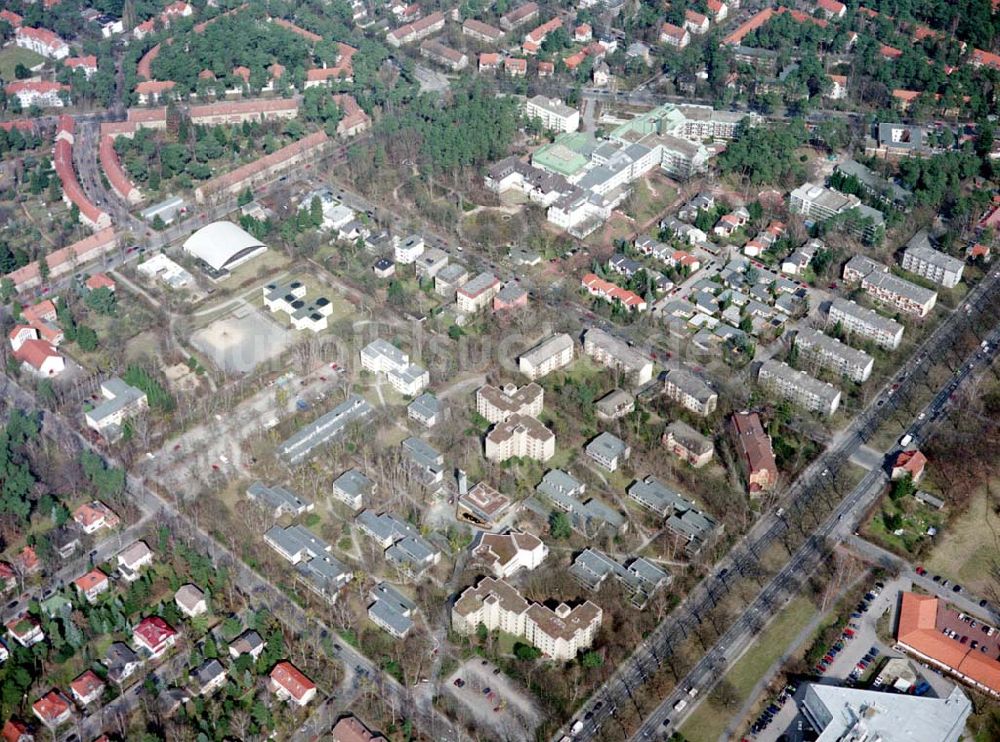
[54,117,111,230]
[0,119,38,134]
[660,22,690,48]
[272,17,322,43]
[684,9,710,35]
[386,10,445,47]
[897,592,1000,697]
[99,127,142,204]
[86,273,116,292]
[581,273,647,312]
[331,94,370,138]
[891,449,927,482]
[730,411,777,494]
[32,691,72,729]
[563,51,587,70]
[479,52,501,72]
[1,719,32,742]
[72,500,120,534]
[537,60,554,76]
[74,569,110,603]
[0,562,15,592]
[135,80,175,104]
[5,81,70,109]
[706,0,728,22]
[69,670,105,705]
[4,228,118,292]
[828,74,847,100]
[137,44,160,80]
[269,661,317,706]
[972,48,1000,70]
[64,55,98,78]
[524,18,561,46]
[331,715,387,742]
[133,616,178,658]
[880,44,903,60]
[722,7,774,45]
[574,23,592,42]
[968,243,991,261]
[189,98,299,126]
[20,299,62,345]
[18,547,39,574]
[817,0,846,19]
[10,332,64,377]
[504,57,527,76]
[231,66,251,84]
[0,10,23,29]
[16,27,69,59]
[304,42,358,87]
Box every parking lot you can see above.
[445,658,541,742]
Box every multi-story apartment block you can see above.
[794,328,874,383]
[393,234,425,264]
[585,431,630,471]
[462,18,504,44]
[627,476,720,555]
[901,231,964,288]
[525,95,580,133]
[583,328,653,385]
[843,255,886,284]
[828,298,904,350]
[452,577,602,661]
[16,27,70,59]
[789,182,885,242]
[519,333,574,379]
[419,39,468,71]
[861,271,937,318]
[476,383,544,423]
[662,366,718,416]
[757,359,841,416]
[485,414,555,462]
[729,412,777,494]
[386,10,445,46]
[360,338,429,396]
[472,532,548,578]
[456,272,500,313]
[662,420,714,468]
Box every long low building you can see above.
[793,327,874,383]
[900,230,964,289]
[54,116,111,230]
[5,228,118,293]
[189,98,299,125]
[757,359,841,416]
[194,130,329,203]
[519,333,574,379]
[278,395,373,465]
[861,271,937,318]
[452,577,601,661]
[583,328,653,385]
[828,298,904,350]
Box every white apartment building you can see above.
[583,328,653,385]
[360,338,429,396]
[525,95,580,133]
[452,577,602,661]
[901,232,964,288]
[471,532,548,578]
[393,234,425,264]
[519,333,574,380]
[485,414,555,462]
[16,27,70,59]
[757,359,841,416]
[794,328,874,383]
[456,272,500,313]
[828,298,904,350]
[476,383,544,423]
[662,366,718,416]
[789,182,885,242]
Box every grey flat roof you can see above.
[369,597,415,635]
[89,377,145,425]
[246,481,311,514]
[408,392,440,420]
[537,469,584,499]
[586,431,628,460]
[279,395,373,465]
[333,468,372,498]
[265,524,330,560]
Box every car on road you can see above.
[453,678,465,688]
[981,599,989,608]
[916,566,926,575]
[953,584,962,592]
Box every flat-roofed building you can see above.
[264,524,331,564]
[627,476,719,555]
[457,272,500,313]
[360,339,429,396]
[485,414,555,462]
[457,482,516,529]
[279,395,373,465]
[452,577,601,661]
[901,231,964,288]
[758,359,841,416]
[662,420,714,468]
[585,431,630,471]
[414,247,449,280]
[525,96,580,133]
[434,262,469,298]
[246,481,313,517]
[332,468,374,511]
[595,389,635,420]
[471,531,548,578]
[794,328,874,382]
[85,377,147,439]
[583,328,653,385]
[519,333,574,379]
[569,548,669,608]
[662,366,717,416]
[368,583,416,639]
[407,392,441,428]
[477,382,544,423]
[828,298,904,350]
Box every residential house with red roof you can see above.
[135,80,176,104]
[133,616,178,659]
[303,43,358,87]
[4,228,118,293]
[1,718,32,742]
[32,691,72,729]
[817,0,846,19]
[581,273,647,312]
[85,273,116,292]
[269,661,317,705]
[15,27,69,59]
[69,670,105,705]
[72,500,120,534]
[331,94,370,138]
[8,326,64,377]
[684,9,710,35]
[504,57,527,76]
[74,569,110,603]
[574,23,592,42]
[706,0,728,22]
[891,449,927,483]
[64,55,98,78]
[478,52,501,72]
[5,81,70,109]
[0,10,24,29]
[660,22,690,48]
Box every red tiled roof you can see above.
[54,119,107,226]
[17,26,67,50]
[32,690,70,723]
[197,130,328,195]
[892,449,926,477]
[70,670,104,700]
[0,119,37,133]
[5,80,70,97]
[504,57,527,72]
[525,17,561,44]
[74,568,108,593]
[479,52,501,66]
[99,129,137,201]
[722,8,774,44]
[1,10,23,28]
[14,338,60,371]
[2,719,30,742]
[973,48,1000,69]
[137,43,160,80]
[881,44,903,59]
[135,80,176,95]
[65,55,98,71]
[581,273,645,309]
[134,616,177,650]
[305,42,357,82]
[273,16,323,42]
[817,0,845,15]
[685,9,708,25]
[332,94,370,134]
[661,21,687,41]
[5,228,117,290]
[270,661,316,700]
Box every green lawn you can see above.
[0,46,45,81]
[680,597,818,742]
